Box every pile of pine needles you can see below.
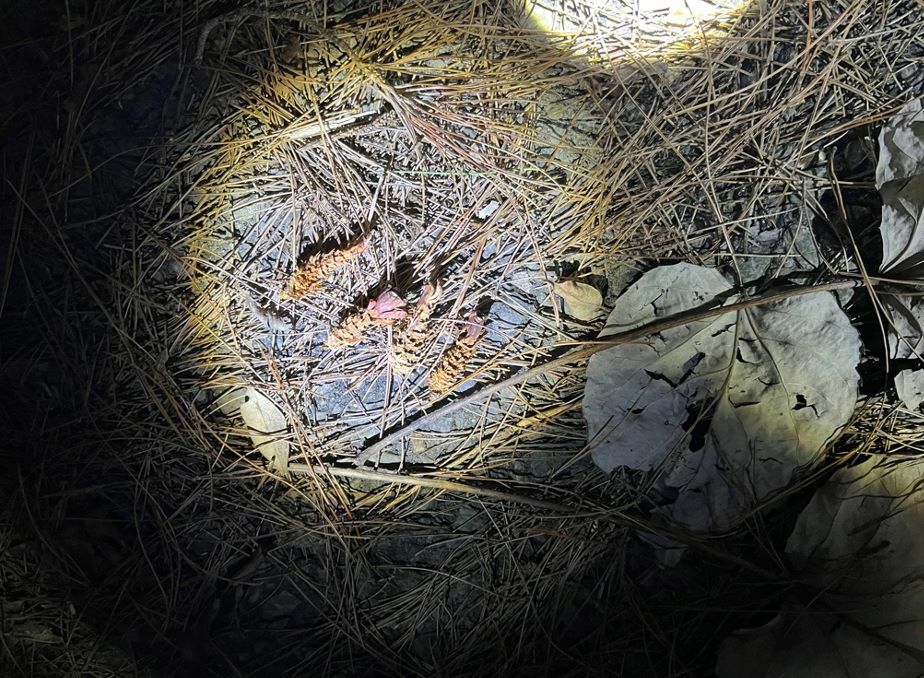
[2,0,923,675]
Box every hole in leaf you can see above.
[682,400,714,452]
[793,393,819,416]
[735,346,758,364]
[644,369,677,388]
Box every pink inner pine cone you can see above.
[366,289,408,322]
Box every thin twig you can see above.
[287,462,783,580]
[357,278,864,463]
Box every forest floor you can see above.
[2,0,923,676]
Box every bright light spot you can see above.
[522,0,750,61]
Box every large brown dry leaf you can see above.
[582,263,860,530]
[877,99,924,410]
[719,456,924,677]
[786,456,924,653]
[717,600,924,678]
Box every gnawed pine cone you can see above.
[390,283,441,375]
[280,237,367,300]
[326,289,407,349]
[428,312,483,395]
[326,309,373,349]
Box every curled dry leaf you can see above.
[553,279,603,321]
[877,98,924,189]
[238,387,290,474]
[886,296,924,411]
[877,98,924,275]
[582,263,860,531]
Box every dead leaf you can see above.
[722,456,924,676]
[238,387,290,474]
[582,263,860,531]
[876,100,924,407]
[877,98,924,189]
[717,599,924,678]
[214,386,246,417]
[886,296,924,411]
[786,456,924,653]
[877,98,924,274]
[553,280,602,321]
[879,175,924,274]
